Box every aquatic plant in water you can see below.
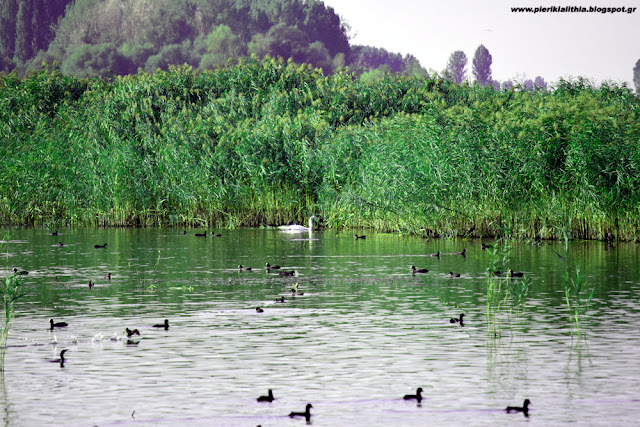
[0,272,25,371]
[564,266,594,339]
[485,237,511,337]
[484,233,531,337]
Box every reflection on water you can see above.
[1,228,640,426]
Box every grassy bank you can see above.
[1,58,640,239]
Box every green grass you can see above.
[2,59,640,238]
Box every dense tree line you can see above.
[0,0,72,69]
[0,0,427,77]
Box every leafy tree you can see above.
[634,59,640,93]
[534,76,547,89]
[524,79,534,90]
[140,0,197,48]
[350,45,406,74]
[445,50,467,83]
[247,33,271,58]
[267,23,308,62]
[145,40,195,71]
[304,40,332,71]
[120,42,156,69]
[198,24,244,69]
[40,0,72,48]
[472,44,492,86]
[332,52,346,70]
[299,1,349,57]
[402,54,428,78]
[248,23,309,63]
[360,64,391,82]
[62,42,131,76]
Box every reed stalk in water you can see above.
[0,272,25,371]
[563,266,594,339]
[484,238,512,337]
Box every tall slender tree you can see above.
[634,59,640,94]
[445,50,467,83]
[472,44,492,86]
[0,0,19,62]
[13,0,34,63]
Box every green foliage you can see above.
[3,0,423,77]
[0,0,19,62]
[484,237,530,337]
[634,59,640,94]
[0,0,69,69]
[197,25,245,69]
[145,40,195,72]
[472,44,492,86]
[1,61,640,237]
[13,0,34,64]
[563,266,593,338]
[28,0,364,76]
[61,43,132,76]
[445,50,467,84]
[350,45,409,74]
[120,42,155,69]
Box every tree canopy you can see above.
[445,50,467,84]
[0,0,427,77]
[472,44,492,86]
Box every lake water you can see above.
[1,228,639,426]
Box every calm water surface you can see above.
[1,228,639,426]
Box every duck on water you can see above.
[289,403,313,420]
[506,399,531,416]
[257,389,274,402]
[450,313,465,326]
[153,319,169,330]
[49,319,68,330]
[403,387,424,403]
[50,349,68,367]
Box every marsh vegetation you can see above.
[2,59,639,239]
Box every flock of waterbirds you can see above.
[47,308,531,422]
[47,316,170,365]
[252,387,531,421]
[16,225,537,422]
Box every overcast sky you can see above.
[323,0,639,86]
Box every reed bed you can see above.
[1,59,640,239]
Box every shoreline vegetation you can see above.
[2,57,640,240]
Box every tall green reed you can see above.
[0,272,25,371]
[2,64,640,234]
[484,233,531,338]
[485,238,511,337]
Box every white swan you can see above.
[279,216,317,232]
